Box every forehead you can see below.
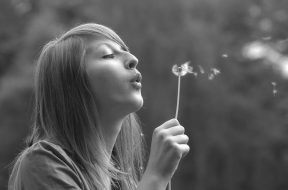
[86,38,127,52]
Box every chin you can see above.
[130,96,143,111]
[128,95,144,113]
[115,93,143,115]
[134,99,144,111]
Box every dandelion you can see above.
[172,61,193,76]
[172,61,192,119]
[170,61,198,190]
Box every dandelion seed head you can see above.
[172,61,192,76]
[172,64,180,76]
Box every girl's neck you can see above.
[98,114,124,158]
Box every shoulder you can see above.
[8,140,86,190]
[22,140,73,166]
[17,140,75,174]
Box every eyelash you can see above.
[102,54,115,59]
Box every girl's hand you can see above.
[144,119,190,185]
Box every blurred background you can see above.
[2,0,288,189]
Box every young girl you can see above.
[8,23,190,190]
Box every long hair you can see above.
[26,23,145,190]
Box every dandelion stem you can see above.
[175,74,181,119]
[167,181,171,190]
[168,73,181,190]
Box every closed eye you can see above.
[102,54,115,59]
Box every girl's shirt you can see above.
[8,140,90,190]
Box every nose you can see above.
[125,52,138,70]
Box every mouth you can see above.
[131,73,142,89]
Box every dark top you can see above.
[8,140,91,190]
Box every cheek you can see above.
[88,71,113,94]
[87,68,126,99]
[87,69,108,87]
[86,62,113,86]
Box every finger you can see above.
[177,144,190,157]
[159,119,180,129]
[164,125,185,135]
[170,134,189,144]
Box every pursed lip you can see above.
[130,73,142,83]
[130,73,142,89]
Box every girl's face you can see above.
[85,38,143,116]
